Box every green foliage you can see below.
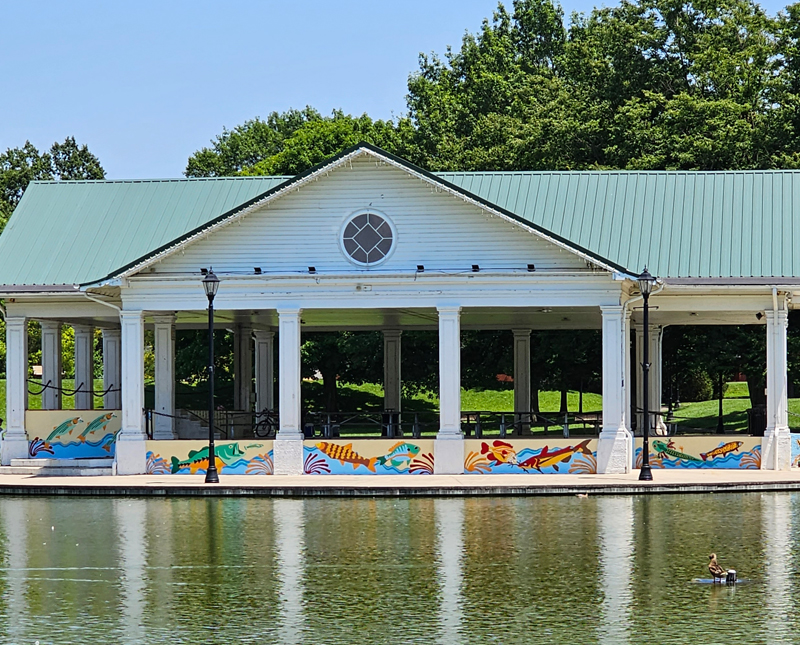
[0,137,104,229]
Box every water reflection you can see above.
[435,499,464,645]
[0,493,796,643]
[274,499,305,645]
[763,493,793,643]
[114,500,147,644]
[597,496,633,645]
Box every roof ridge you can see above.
[30,176,291,185]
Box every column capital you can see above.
[765,309,789,327]
[152,313,176,325]
[101,327,122,339]
[277,307,302,317]
[382,328,402,338]
[436,305,462,316]
[512,328,532,338]
[253,329,275,341]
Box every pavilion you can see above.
[0,143,794,475]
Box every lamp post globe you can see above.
[638,267,656,482]
[204,269,220,484]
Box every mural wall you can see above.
[633,436,761,469]
[303,440,436,474]
[145,440,274,475]
[26,410,121,459]
[791,434,800,468]
[463,438,598,474]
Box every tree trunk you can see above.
[319,365,338,412]
[746,373,766,407]
[531,380,540,414]
[560,388,568,414]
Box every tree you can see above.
[0,137,104,229]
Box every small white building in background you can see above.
[0,143,794,476]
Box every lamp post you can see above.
[203,269,220,484]
[638,267,656,482]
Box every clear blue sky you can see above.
[1,0,791,179]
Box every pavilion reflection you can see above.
[597,496,634,645]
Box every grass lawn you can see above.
[1,379,797,434]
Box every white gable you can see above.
[152,156,590,276]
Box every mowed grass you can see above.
[1,379,798,433]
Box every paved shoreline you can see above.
[0,470,799,497]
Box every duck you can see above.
[708,553,726,583]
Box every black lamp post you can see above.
[203,269,220,484]
[638,267,656,482]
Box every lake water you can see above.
[0,493,796,644]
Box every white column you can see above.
[153,314,176,440]
[434,306,463,474]
[435,499,464,645]
[597,496,634,644]
[233,324,253,412]
[634,324,664,435]
[73,323,94,410]
[763,309,790,470]
[115,499,148,642]
[513,329,531,430]
[275,499,306,644]
[597,306,632,474]
[274,308,303,475]
[254,330,275,412]
[40,320,62,410]
[3,316,29,464]
[103,328,122,410]
[383,330,402,412]
[117,310,146,475]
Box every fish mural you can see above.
[27,411,122,460]
[465,439,597,474]
[793,435,800,468]
[376,442,420,470]
[150,441,273,475]
[304,440,435,474]
[171,443,246,474]
[518,440,593,473]
[636,437,761,469]
[481,440,518,465]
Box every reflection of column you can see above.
[763,493,792,643]
[115,499,148,643]
[103,328,122,410]
[3,500,28,644]
[73,323,95,410]
[597,496,634,645]
[435,498,464,645]
[40,320,63,410]
[275,499,305,645]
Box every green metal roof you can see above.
[1,143,799,286]
[0,176,288,286]
[438,170,800,281]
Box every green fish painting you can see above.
[376,442,421,470]
[78,413,116,443]
[45,417,82,444]
[652,440,702,462]
[170,443,245,474]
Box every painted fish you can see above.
[652,440,702,462]
[700,441,743,461]
[78,413,116,443]
[170,443,245,474]
[315,442,377,472]
[377,442,420,470]
[44,417,82,444]
[480,440,518,465]
[518,440,592,473]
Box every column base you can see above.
[434,435,464,474]
[596,427,632,474]
[1,434,28,465]
[273,435,304,475]
[761,428,791,471]
[115,434,147,474]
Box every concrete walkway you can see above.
[0,469,800,496]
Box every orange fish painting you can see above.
[518,440,593,473]
[480,440,518,465]
[316,442,378,472]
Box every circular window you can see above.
[341,211,395,266]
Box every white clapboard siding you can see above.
[154,157,588,275]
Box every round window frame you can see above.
[338,209,397,268]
